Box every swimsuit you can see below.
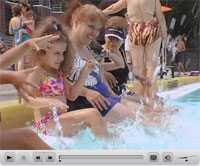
[39,72,65,97]
[68,54,121,117]
[88,41,129,95]
[11,18,31,45]
[15,29,30,45]
[86,70,121,116]
[33,72,65,135]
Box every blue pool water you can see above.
[43,87,200,150]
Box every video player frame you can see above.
[0,0,199,165]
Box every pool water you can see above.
[43,88,200,150]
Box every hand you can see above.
[104,71,118,89]
[83,60,96,72]
[25,34,60,52]
[85,89,111,111]
[11,67,39,101]
[30,97,69,113]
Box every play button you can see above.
[7,156,12,160]
[4,152,15,162]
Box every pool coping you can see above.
[158,82,200,100]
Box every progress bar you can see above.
[59,155,145,165]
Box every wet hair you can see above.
[32,17,72,76]
[12,5,21,17]
[64,0,106,28]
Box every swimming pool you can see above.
[41,83,200,150]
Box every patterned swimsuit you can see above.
[33,72,66,135]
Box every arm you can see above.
[9,20,13,35]
[0,67,39,101]
[182,41,186,51]
[65,61,95,101]
[104,71,118,89]
[0,70,35,85]
[1,128,52,150]
[0,41,32,69]
[0,70,18,84]
[24,20,34,25]
[100,68,116,96]
[156,0,167,39]
[24,20,35,31]
[80,87,111,111]
[9,18,21,35]
[0,35,58,69]
[103,0,127,16]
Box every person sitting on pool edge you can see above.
[24,17,109,138]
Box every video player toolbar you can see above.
[0,151,200,165]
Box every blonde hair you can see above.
[64,1,106,28]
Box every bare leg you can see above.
[47,108,108,138]
[185,58,191,72]
[130,44,146,96]
[122,94,150,107]
[145,38,162,104]
[177,62,185,75]
[104,103,136,123]
[180,62,185,73]
[177,62,181,75]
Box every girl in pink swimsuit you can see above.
[25,17,108,138]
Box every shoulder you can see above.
[9,17,21,29]
[9,17,16,24]
[12,17,21,22]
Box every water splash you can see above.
[51,106,71,149]
[40,87,200,150]
[153,64,162,82]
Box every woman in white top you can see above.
[103,0,167,107]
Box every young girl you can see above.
[0,37,56,149]
[25,17,108,138]
[103,0,168,106]
[9,5,23,45]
